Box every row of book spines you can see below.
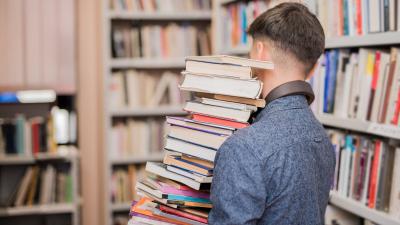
[222,0,267,47]
[312,47,400,125]
[1,116,56,156]
[112,24,211,59]
[109,0,211,12]
[110,119,165,157]
[110,70,183,109]
[13,165,74,207]
[111,165,146,203]
[331,132,399,214]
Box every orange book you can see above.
[131,198,187,225]
[192,114,249,129]
[368,141,382,208]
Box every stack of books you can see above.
[128,55,273,225]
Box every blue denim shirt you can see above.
[209,95,335,225]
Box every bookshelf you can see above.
[213,0,400,224]
[102,0,212,224]
[330,192,400,225]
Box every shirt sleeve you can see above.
[208,137,267,225]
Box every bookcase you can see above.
[0,93,80,225]
[102,0,212,224]
[212,0,400,225]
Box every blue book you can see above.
[241,4,247,44]
[167,194,211,204]
[0,92,18,103]
[327,50,339,113]
[323,52,330,113]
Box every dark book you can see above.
[375,143,388,210]
[39,121,47,152]
[2,121,16,154]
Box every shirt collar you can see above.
[253,95,309,122]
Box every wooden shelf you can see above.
[0,147,79,165]
[0,85,76,95]
[110,106,186,117]
[316,114,400,140]
[329,192,400,225]
[325,32,400,48]
[0,203,77,217]
[108,11,211,20]
[110,202,131,212]
[110,58,185,69]
[111,153,164,165]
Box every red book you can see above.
[367,51,381,121]
[368,141,381,208]
[192,114,249,129]
[159,204,208,224]
[391,89,400,125]
[356,0,362,35]
[31,122,40,155]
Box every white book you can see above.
[145,162,208,190]
[389,148,400,218]
[126,70,140,108]
[69,111,77,143]
[52,107,69,144]
[166,117,234,136]
[385,49,400,124]
[130,216,175,225]
[200,97,257,112]
[166,165,212,183]
[186,55,274,70]
[184,101,252,123]
[368,0,381,32]
[371,52,390,122]
[165,137,216,162]
[180,72,263,99]
[167,124,228,149]
[355,49,374,120]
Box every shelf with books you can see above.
[110,153,164,165]
[0,150,79,165]
[0,203,78,217]
[110,106,186,117]
[110,58,186,69]
[316,114,400,140]
[108,11,212,20]
[111,202,131,212]
[329,192,400,225]
[325,32,400,49]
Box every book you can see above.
[166,165,213,183]
[192,113,249,129]
[145,162,211,190]
[165,137,216,162]
[167,124,228,149]
[180,72,263,99]
[200,97,257,111]
[389,148,400,218]
[166,116,234,136]
[186,55,274,70]
[163,155,212,176]
[195,92,266,107]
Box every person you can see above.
[209,3,335,225]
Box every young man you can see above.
[209,3,335,225]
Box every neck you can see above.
[258,67,305,98]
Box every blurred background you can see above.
[1,0,400,225]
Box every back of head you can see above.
[247,2,325,75]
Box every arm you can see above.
[208,138,267,225]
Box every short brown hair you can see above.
[247,2,325,74]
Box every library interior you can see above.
[0,0,400,225]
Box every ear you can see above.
[250,40,268,61]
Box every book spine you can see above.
[368,141,381,208]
